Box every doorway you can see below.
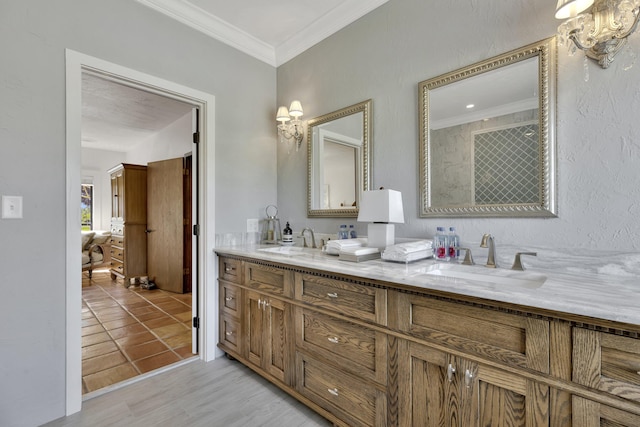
[66,50,218,415]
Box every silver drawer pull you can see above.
[327,337,340,344]
[465,369,474,388]
[447,364,456,382]
[225,331,233,336]
[327,388,339,396]
[225,266,236,272]
[225,297,234,301]
[327,292,338,298]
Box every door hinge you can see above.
[193,224,199,236]
[193,132,200,144]
[184,267,190,275]
[193,317,200,328]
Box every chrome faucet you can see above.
[299,228,318,249]
[480,234,497,268]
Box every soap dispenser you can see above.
[282,222,293,245]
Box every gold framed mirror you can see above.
[307,99,372,218]
[419,38,557,217]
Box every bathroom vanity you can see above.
[215,245,640,427]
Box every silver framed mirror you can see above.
[307,99,372,218]
[419,37,557,218]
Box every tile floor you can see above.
[81,269,195,394]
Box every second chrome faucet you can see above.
[480,233,497,268]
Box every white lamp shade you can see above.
[276,106,290,122]
[357,189,405,223]
[555,0,594,19]
[289,100,303,118]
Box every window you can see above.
[81,184,94,230]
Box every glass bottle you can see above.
[349,224,357,239]
[448,226,460,261]
[282,222,293,244]
[434,226,449,261]
[338,224,348,239]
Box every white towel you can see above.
[339,246,379,256]
[383,240,433,255]
[325,238,368,255]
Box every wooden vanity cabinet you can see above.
[216,254,640,427]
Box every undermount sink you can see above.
[258,246,307,256]
[422,263,547,288]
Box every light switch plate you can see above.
[2,196,23,219]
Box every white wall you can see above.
[277,0,640,250]
[126,111,193,165]
[0,1,276,425]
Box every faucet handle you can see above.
[456,247,475,265]
[512,252,537,271]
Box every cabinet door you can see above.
[111,171,124,220]
[398,340,549,427]
[244,290,290,384]
[245,290,266,368]
[573,396,640,427]
[398,340,457,427]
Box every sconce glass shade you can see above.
[276,106,291,122]
[555,0,594,18]
[288,100,304,118]
[357,189,405,223]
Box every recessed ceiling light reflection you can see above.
[466,104,475,109]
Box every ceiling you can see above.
[82,1,389,152]
[135,0,389,66]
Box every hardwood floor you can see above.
[45,357,332,427]
[82,270,194,394]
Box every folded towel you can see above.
[383,240,433,255]
[381,248,433,263]
[339,246,379,256]
[325,238,368,255]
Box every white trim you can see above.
[134,0,389,67]
[65,49,217,416]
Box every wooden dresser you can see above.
[216,253,640,427]
[108,163,147,282]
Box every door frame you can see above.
[65,50,219,415]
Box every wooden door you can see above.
[573,396,640,426]
[147,158,184,293]
[264,296,288,383]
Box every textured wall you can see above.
[277,0,640,250]
[0,1,276,425]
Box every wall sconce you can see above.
[556,0,640,68]
[357,188,405,250]
[276,100,304,151]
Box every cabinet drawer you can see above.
[219,257,241,283]
[110,247,124,261]
[296,309,387,384]
[392,291,549,372]
[111,259,124,275]
[573,328,640,403]
[110,235,124,247]
[296,352,384,427]
[219,281,241,318]
[245,262,292,297]
[294,273,387,325]
[219,315,241,354]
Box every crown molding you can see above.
[275,0,389,66]
[136,0,389,67]
[136,0,276,66]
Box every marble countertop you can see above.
[214,243,640,327]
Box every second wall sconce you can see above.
[276,100,304,151]
[556,0,640,68]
